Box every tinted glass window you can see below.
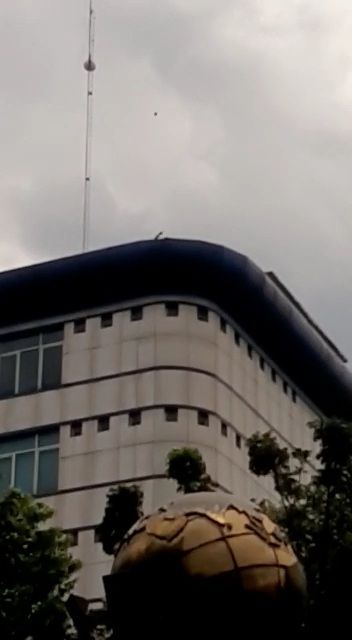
[18,349,39,394]
[0,354,16,397]
[38,430,59,447]
[15,451,35,493]
[0,334,38,354]
[0,434,35,455]
[41,346,62,390]
[42,325,64,344]
[37,449,58,495]
[0,457,11,492]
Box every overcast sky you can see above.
[1,1,352,359]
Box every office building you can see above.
[0,239,351,599]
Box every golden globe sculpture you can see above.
[104,492,306,638]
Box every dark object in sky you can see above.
[154,112,158,116]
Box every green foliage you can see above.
[96,484,144,555]
[166,447,213,493]
[247,419,352,636]
[0,488,79,640]
[97,448,213,558]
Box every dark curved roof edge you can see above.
[0,238,351,419]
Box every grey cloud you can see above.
[0,0,351,359]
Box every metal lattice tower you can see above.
[82,0,96,252]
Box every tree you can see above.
[166,447,213,493]
[0,488,79,640]
[95,485,144,555]
[247,419,352,637]
[96,449,213,558]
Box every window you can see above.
[221,422,228,437]
[0,327,63,399]
[220,318,227,333]
[165,302,179,317]
[292,390,297,403]
[235,433,242,449]
[131,307,143,322]
[198,410,209,427]
[197,306,208,322]
[271,368,277,383]
[164,407,178,422]
[67,530,79,547]
[0,429,59,495]
[234,331,241,347]
[260,356,265,371]
[97,416,110,432]
[101,313,113,328]
[70,421,82,437]
[128,410,141,426]
[42,346,62,390]
[283,380,288,395]
[247,344,253,359]
[73,319,86,334]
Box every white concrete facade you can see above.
[0,299,318,600]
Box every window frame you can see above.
[0,429,59,495]
[0,329,63,398]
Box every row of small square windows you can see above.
[67,417,243,549]
[72,303,297,404]
[69,409,243,449]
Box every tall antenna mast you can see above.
[82,0,96,252]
